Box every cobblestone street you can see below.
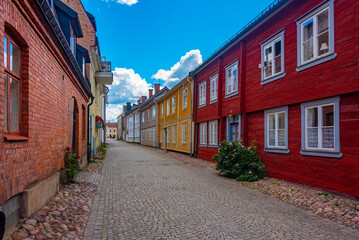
[84,140,359,240]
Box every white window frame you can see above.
[152,106,156,120]
[167,127,171,144]
[296,0,336,71]
[160,128,163,143]
[182,87,188,110]
[82,56,86,78]
[260,29,285,85]
[161,104,164,118]
[199,81,206,107]
[172,96,175,115]
[210,74,218,103]
[301,97,341,158]
[199,122,207,146]
[225,60,239,97]
[172,125,176,144]
[208,120,218,147]
[146,110,149,123]
[142,113,145,123]
[166,100,170,116]
[182,123,187,144]
[264,106,289,154]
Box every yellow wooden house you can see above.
[157,77,194,155]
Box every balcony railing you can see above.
[100,56,111,72]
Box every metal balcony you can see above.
[96,56,113,85]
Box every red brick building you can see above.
[191,0,359,197]
[0,0,92,227]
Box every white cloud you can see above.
[151,49,202,88]
[106,67,150,121]
[104,0,138,6]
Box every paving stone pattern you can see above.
[75,172,101,185]
[84,140,359,239]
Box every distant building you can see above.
[106,122,118,138]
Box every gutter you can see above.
[87,94,94,162]
[189,73,198,157]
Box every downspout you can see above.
[185,75,193,157]
[190,73,198,157]
[154,100,159,148]
[87,94,94,162]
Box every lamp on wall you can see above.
[228,115,234,123]
[320,42,329,51]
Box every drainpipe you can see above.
[183,75,193,157]
[87,94,94,162]
[190,73,198,157]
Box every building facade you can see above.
[0,0,92,228]
[106,122,117,139]
[140,85,169,148]
[191,0,359,197]
[158,77,194,154]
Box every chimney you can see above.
[149,89,153,97]
[137,100,140,105]
[141,96,147,103]
[126,102,131,112]
[155,84,160,93]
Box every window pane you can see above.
[10,43,20,75]
[269,130,275,146]
[303,19,314,41]
[4,37,7,68]
[10,78,20,132]
[227,69,232,93]
[4,74,8,131]
[322,127,334,148]
[268,114,275,129]
[278,112,285,129]
[307,108,318,127]
[264,46,272,78]
[307,128,318,148]
[278,129,285,146]
[322,105,334,126]
[303,19,314,62]
[318,31,329,56]
[303,39,314,62]
[232,65,238,92]
[317,9,329,34]
[274,41,282,74]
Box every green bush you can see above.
[64,147,80,182]
[213,140,265,182]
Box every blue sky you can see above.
[82,0,274,121]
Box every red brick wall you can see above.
[0,0,89,204]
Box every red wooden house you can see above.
[191,0,359,197]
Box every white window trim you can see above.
[161,104,164,119]
[264,106,289,154]
[208,120,218,147]
[142,113,145,123]
[199,122,207,146]
[210,73,218,103]
[152,106,156,120]
[301,97,341,158]
[296,0,336,72]
[260,29,286,85]
[199,81,206,107]
[172,96,176,115]
[182,87,188,110]
[167,127,171,144]
[172,125,176,144]
[182,123,187,144]
[225,60,239,98]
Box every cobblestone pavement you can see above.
[84,140,359,240]
[75,172,102,185]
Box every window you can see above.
[199,81,206,107]
[160,128,163,143]
[297,0,335,71]
[146,131,149,141]
[141,132,144,141]
[146,110,149,123]
[225,61,238,97]
[209,121,218,146]
[166,100,170,116]
[182,123,187,144]
[82,56,86,78]
[172,125,176,144]
[261,30,285,84]
[199,122,207,146]
[142,113,145,123]
[4,35,21,134]
[301,97,341,158]
[210,74,218,103]
[264,107,289,153]
[161,104,164,118]
[167,127,171,143]
[70,25,76,54]
[152,106,156,120]
[171,96,175,114]
[182,87,188,110]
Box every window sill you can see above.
[261,72,286,85]
[225,91,239,99]
[296,53,337,72]
[264,148,290,154]
[208,144,218,149]
[210,99,217,104]
[199,104,206,109]
[300,150,342,159]
[4,134,30,141]
[199,144,207,148]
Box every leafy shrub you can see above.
[64,147,80,182]
[213,140,265,182]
